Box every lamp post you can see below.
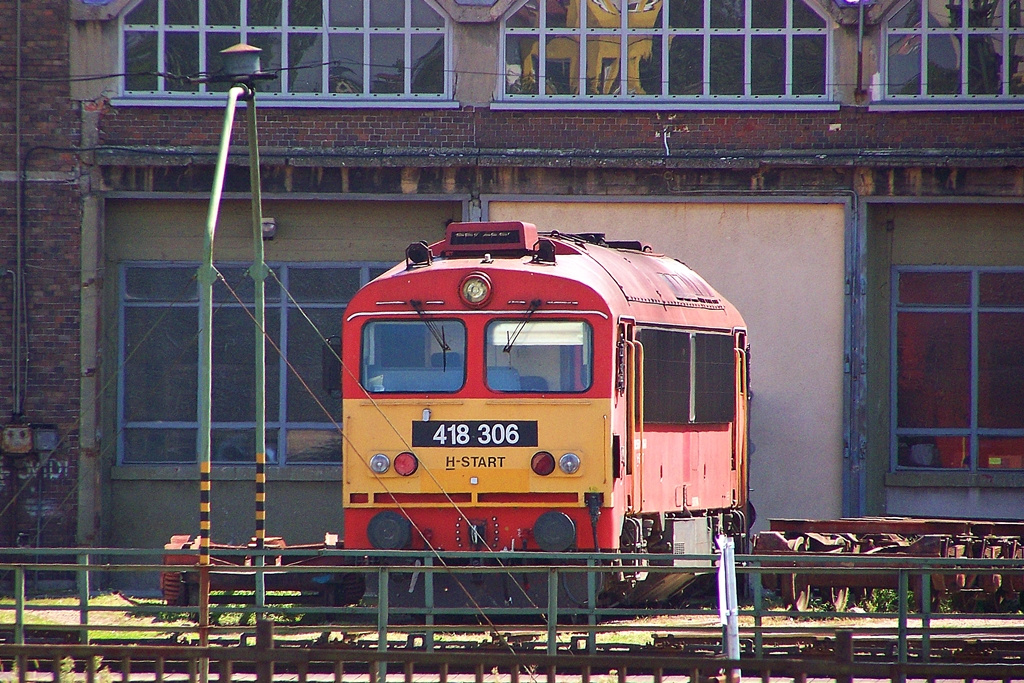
[197,43,271,648]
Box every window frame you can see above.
[890,265,1024,472]
[881,0,1024,102]
[116,0,454,105]
[498,0,834,107]
[117,260,391,465]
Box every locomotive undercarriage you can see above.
[371,509,750,612]
[601,508,748,606]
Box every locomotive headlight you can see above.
[459,272,492,307]
[369,453,390,474]
[394,451,419,476]
[559,452,581,474]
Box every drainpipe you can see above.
[855,0,866,99]
[13,0,25,419]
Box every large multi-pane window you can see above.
[502,0,829,101]
[893,268,1024,471]
[120,0,449,99]
[884,0,1024,99]
[119,262,388,465]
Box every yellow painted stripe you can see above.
[256,474,266,484]
[200,462,211,474]
[255,511,266,520]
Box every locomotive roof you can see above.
[359,221,745,331]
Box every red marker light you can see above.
[394,451,419,476]
[531,451,555,476]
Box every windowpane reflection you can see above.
[411,34,444,94]
[668,34,703,95]
[506,35,539,94]
[896,311,971,429]
[630,35,662,95]
[710,35,744,95]
[968,34,1002,94]
[289,34,323,92]
[546,36,580,94]
[751,35,785,95]
[927,34,962,94]
[979,313,1024,429]
[889,34,922,96]
[330,34,364,93]
[586,36,620,95]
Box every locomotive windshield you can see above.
[485,320,592,392]
[361,320,466,393]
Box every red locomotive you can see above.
[341,220,750,606]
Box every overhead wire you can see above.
[216,269,547,661]
[264,269,553,611]
[12,255,561,643]
[3,54,876,91]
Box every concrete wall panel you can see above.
[488,200,848,525]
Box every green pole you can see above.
[198,82,248,646]
[244,90,269,611]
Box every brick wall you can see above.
[0,0,80,547]
[98,105,1024,159]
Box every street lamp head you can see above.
[218,43,264,82]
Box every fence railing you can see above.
[3,622,1024,683]
[2,546,1023,664]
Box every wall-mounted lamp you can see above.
[261,217,277,240]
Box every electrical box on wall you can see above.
[1,424,33,454]
[1,423,59,455]
[33,425,59,452]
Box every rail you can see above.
[2,547,1023,664]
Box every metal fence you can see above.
[3,626,1024,683]
[2,546,1024,667]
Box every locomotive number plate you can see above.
[412,421,538,448]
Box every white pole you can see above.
[717,535,741,661]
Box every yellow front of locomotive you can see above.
[340,224,619,555]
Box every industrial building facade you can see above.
[2,0,1023,550]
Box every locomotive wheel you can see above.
[910,576,943,612]
[330,573,366,607]
[781,575,811,612]
[829,587,850,612]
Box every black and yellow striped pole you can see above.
[198,43,268,648]
[245,74,269,611]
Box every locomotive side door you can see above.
[618,320,644,513]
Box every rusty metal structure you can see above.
[753,517,1024,611]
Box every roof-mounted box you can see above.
[440,221,538,257]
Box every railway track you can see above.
[7,618,1024,665]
